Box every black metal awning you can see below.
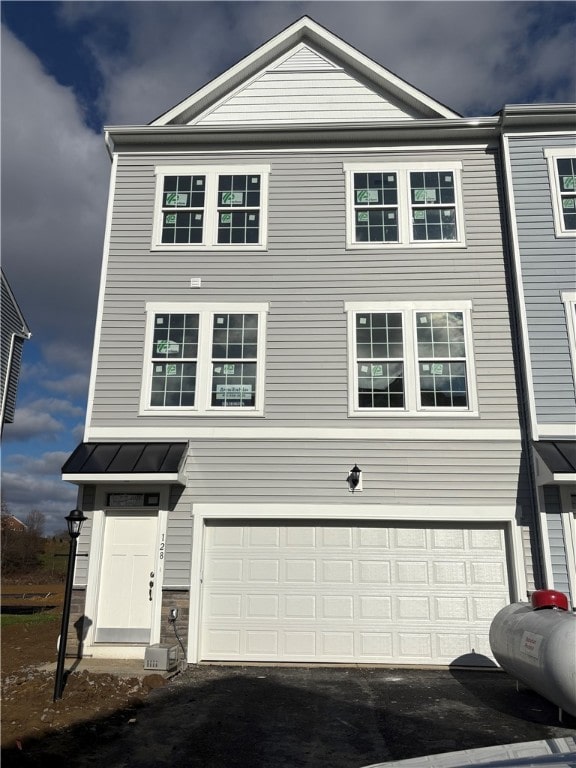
[533,441,576,477]
[62,442,187,482]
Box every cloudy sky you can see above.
[2,0,575,533]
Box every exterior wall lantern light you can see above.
[53,508,87,701]
[347,464,362,492]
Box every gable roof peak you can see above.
[151,15,459,127]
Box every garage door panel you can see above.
[200,521,511,665]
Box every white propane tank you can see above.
[489,590,576,717]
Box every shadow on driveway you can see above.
[3,666,576,767]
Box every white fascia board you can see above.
[85,426,521,441]
[553,473,576,483]
[62,473,182,484]
[536,424,576,439]
[192,502,518,522]
[151,16,459,126]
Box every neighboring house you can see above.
[1,268,31,434]
[63,17,540,667]
[0,515,28,533]
[501,107,576,609]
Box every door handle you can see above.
[149,574,154,601]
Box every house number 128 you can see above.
[159,534,165,560]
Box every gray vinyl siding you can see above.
[165,485,193,586]
[161,438,533,588]
[542,485,572,603]
[91,145,521,432]
[508,134,576,426]
[1,274,29,425]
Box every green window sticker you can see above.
[371,364,383,377]
[563,198,575,209]
[431,363,444,375]
[357,212,369,222]
[166,364,177,376]
[165,192,189,207]
[220,213,231,224]
[562,176,575,191]
[414,189,426,202]
[165,214,176,224]
[413,210,425,220]
[156,339,180,355]
[221,191,244,205]
[223,364,235,374]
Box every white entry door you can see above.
[95,514,158,644]
[200,521,512,665]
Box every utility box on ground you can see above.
[144,644,178,671]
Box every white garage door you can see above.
[200,521,511,665]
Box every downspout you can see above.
[498,110,545,592]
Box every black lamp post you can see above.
[53,508,87,701]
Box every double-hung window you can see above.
[344,162,464,247]
[153,166,270,249]
[142,303,268,415]
[346,301,477,415]
[545,148,576,237]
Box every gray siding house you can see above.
[501,107,576,609]
[63,17,539,666]
[1,268,31,433]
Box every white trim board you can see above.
[85,426,522,441]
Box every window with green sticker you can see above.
[355,312,404,408]
[353,173,399,243]
[347,302,475,415]
[556,157,576,232]
[410,172,457,241]
[143,303,268,414]
[150,313,199,406]
[416,311,468,407]
[154,166,270,249]
[344,163,464,247]
[545,149,576,237]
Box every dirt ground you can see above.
[1,582,162,756]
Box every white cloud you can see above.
[1,25,109,349]
[1,469,79,534]
[2,397,84,441]
[6,451,71,476]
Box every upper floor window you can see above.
[141,303,268,415]
[344,162,465,248]
[152,166,270,250]
[345,301,477,416]
[545,148,576,237]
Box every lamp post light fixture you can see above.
[347,464,362,492]
[53,508,87,701]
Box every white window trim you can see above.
[343,161,465,249]
[140,302,269,416]
[544,147,576,238]
[562,290,576,387]
[151,165,270,250]
[345,300,477,417]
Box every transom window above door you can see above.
[344,161,465,248]
[152,165,270,250]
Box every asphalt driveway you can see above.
[10,665,576,767]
